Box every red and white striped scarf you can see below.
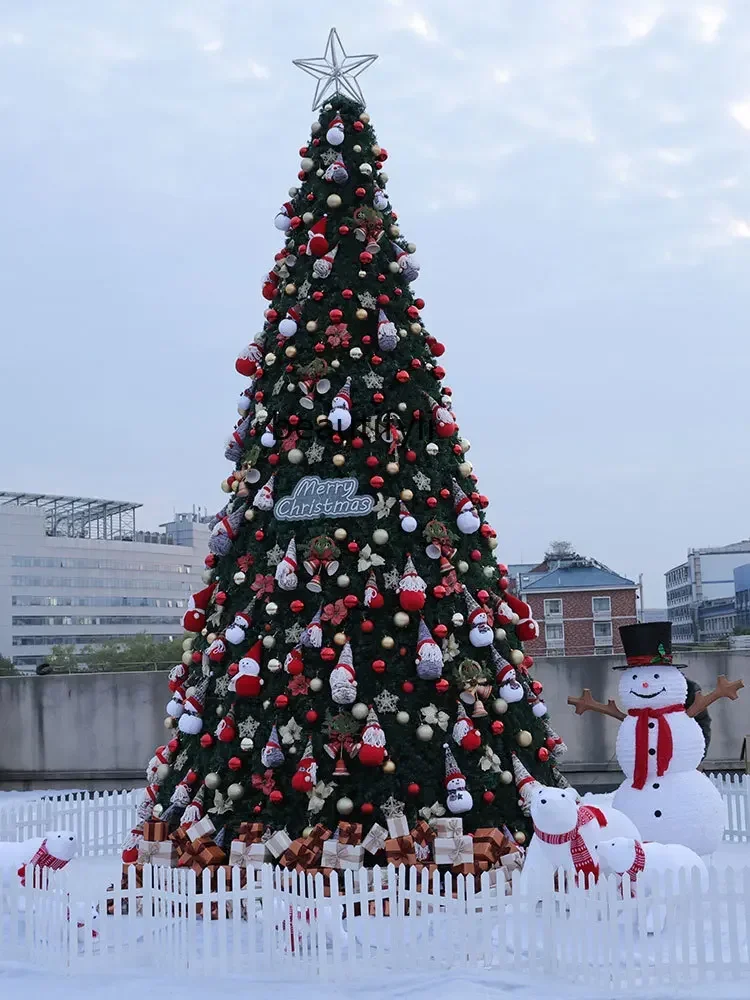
[534,804,608,880]
[17,839,71,886]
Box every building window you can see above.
[593,621,613,644]
[545,622,565,655]
[543,598,563,619]
[595,646,613,655]
[592,596,611,618]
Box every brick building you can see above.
[511,550,637,657]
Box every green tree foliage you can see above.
[48,635,184,672]
[0,653,18,675]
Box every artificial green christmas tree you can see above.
[125,31,568,873]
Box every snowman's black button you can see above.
[653,783,660,789]
[648,722,655,729]
[654,810,662,818]
[648,748,656,755]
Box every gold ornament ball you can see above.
[332,454,346,467]
[285,344,297,358]
[396,710,410,725]
[381,635,395,650]
[488,537,498,550]
[310,677,323,693]
[221,479,231,493]
[182,637,194,651]
[372,528,389,545]
[350,347,363,360]
[233,571,246,585]
[416,724,433,741]
[516,730,533,748]
[493,698,508,715]
[410,323,422,335]
[383,760,396,774]
[244,509,255,521]
[352,702,369,720]
[334,527,348,541]
[386,461,399,475]
[302,825,314,837]
[205,772,221,790]
[393,611,410,628]
[336,796,354,816]
[509,649,525,666]
[500,769,513,785]
[337,574,350,588]
[333,631,347,646]
[514,831,527,845]
[390,225,400,237]
[400,488,414,502]
[164,716,175,729]
[227,783,244,801]
[371,144,381,156]
[262,635,275,649]
[156,763,170,781]
[425,442,439,456]
[181,651,192,666]
[152,804,164,818]
[284,283,296,296]
[267,658,281,673]
[306,320,318,333]
[355,308,368,321]
[327,194,342,209]
[288,448,304,464]
[240,738,254,752]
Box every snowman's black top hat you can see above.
[616,621,686,670]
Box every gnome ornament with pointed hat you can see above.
[326,113,345,145]
[512,753,541,816]
[261,724,285,768]
[377,309,398,352]
[254,474,275,511]
[209,506,245,557]
[313,243,339,279]
[146,744,172,784]
[328,376,352,431]
[426,393,456,440]
[359,706,386,767]
[182,582,216,632]
[415,617,444,680]
[389,240,419,282]
[180,784,206,827]
[178,679,209,735]
[452,480,480,534]
[330,642,357,705]
[443,743,473,814]
[465,591,493,647]
[364,570,384,609]
[232,640,263,697]
[225,415,252,462]
[301,606,323,647]
[307,216,329,257]
[452,703,482,751]
[283,644,305,676]
[398,553,427,612]
[275,538,299,591]
[292,740,318,792]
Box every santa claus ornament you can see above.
[284,644,305,675]
[292,740,318,792]
[399,502,417,533]
[415,616,444,680]
[364,570,384,609]
[231,640,264,697]
[359,706,386,767]
[425,393,456,439]
[452,703,481,751]
[452,480,480,534]
[503,593,539,642]
[443,743,473,814]
[328,377,352,432]
[330,642,357,705]
[236,340,263,376]
[307,216,329,257]
[182,583,216,632]
[275,538,299,591]
[398,554,427,612]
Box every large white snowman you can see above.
[569,622,743,858]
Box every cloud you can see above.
[730,98,750,129]
[695,6,726,42]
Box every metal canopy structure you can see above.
[0,491,141,540]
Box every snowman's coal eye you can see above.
[632,674,637,680]
[654,673,660,679]
[560,793,565,798]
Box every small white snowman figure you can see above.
[225,603,254,645]
[328,377,352,431]
[443,743,473,814]
[465,591,494,647]
[492,651,525,703]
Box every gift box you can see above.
[186,815,216,842]
[137,839,179,866]
[473,827,505,870]
[120,863,144,890]
[384,835,417,868]
[265,829,292,859]
[435,817,463,838]
[337,821,363,845]
[172,828,226,873]
[411,819,436,848]
[321,839,365,871]
[229,839,268,868]
[205,865,247,890]
[278,837,310,870]
[434,835,473,872]
[386,814,410,838]
[142,820,168,842]
[362,822,388,855]
[299,823,331,867]
[236,821,265,844]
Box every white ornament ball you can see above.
[182,637,194,651]
[336,796,354,816]
[493,698,508,715]
[488,537,498,550]
[240,738,254,752]
[244,508,255,522]
[494,627,507,641]
[331,359,340,369]
[227,783,244,800]
[337,574,350,588]
[332,454,346,468]
[425,442,439,457]
[156,763,170,781]
[353,144,362,153]
[352,702,369,721]
[233,571,246,585]
[407,242,416,253]
[310,677,323,693]
[483,566,495,578]
[327,193,342,209]
[359,162,373,176]
[457,561,469,574]
[262,635,275,649]
[266,602,278,616]
[264,352,276,366]
[417,724,433,741]
[372,528,389,545]
[306,320,318,333]
[350,347,363,360]
[333,528,347,542]
[302,212,314,225]
[509,649,524,666]
[452,613,465,627]
[181,651,192,666]
[459,462,473,477]
[267,657,281,673]
[500,770,513,785]
[460,438,471,453]
[389,261,400,274]
[152,804,164,818]
[205,772,221,790]
[393,611,410,627]
[215,705,224,716]
[398,402,407,412]
[396,711,410,725]
[310,122,321,134]
[300,157,314,172]
[288,448,304,464]
[316,168,324,177]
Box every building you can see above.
[665,540,750,644]
[514,549,638,657]
[0,492,210,672]
[733,564,750,632]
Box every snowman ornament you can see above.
[443,743,473,814]
[569,621,743,856]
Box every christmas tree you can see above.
[127,31,568,872]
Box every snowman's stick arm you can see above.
[567,688,626,721]
[685,675,744,718]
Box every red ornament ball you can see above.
[546,737,556,750]
[332,433,342,445]
[433,585,447,599]
[453,444,462,455]
[433,366,446,379]
[290,216,302,229]
[369,475,384,489]
[288,414,300,427]
[253,804,262,814]
[361,619,374,633]
[361,334,372,345]
[410,358,422,370]
[366,455,379,468]
[228,756,242,771]
[482,790,495,804]
[361,802,374,816]
[537,747,550,762]
[329,308,342,323]
[314,342,326,354]
[353,120,364,132]
[352,437,364,449]
[255,529,265,541]
[370,355,382,365]
[426,496,438,509]
[491,721,505,736]
[433,623,448,639]
[471,550,481,562]
[371,659,386,674]
[407,305,420,319]
[320,647,336,662]
[275,694,289,709]
[405,450,417,463]
[228,662,239,677]
[377,295,389,307]
[497,563,509,575]
[312,290,324,302]
[532,679,543,694]
[359,251,373,264]
[191,651,202,663]
[305,710,319,724]
[396,370,410,383]
[355,186,366,198]
[415,298,425,309]
[268,454,279,467]
[215,590,227,605]
[265,309,278,323]
[343,594,359,609]
[347,541,360,553]
[167,738,179,753]
[205,554,216,568]
[377,274,386,285]
[339,225,350,235]
[290,600,305,613]
[477,590,489,603]
[200,734,213,748]
[402,680,415,694]
[435,678,450,694]
[372,392,384,404]
[407,783,421,797]
[342,288,353,299]
[269,790,283,804]
[523,656,535,669]
[440,488,450,500]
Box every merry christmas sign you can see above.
[274,475,374,521]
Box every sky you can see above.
[1,0,750,605]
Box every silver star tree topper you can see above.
[293,28,377,110]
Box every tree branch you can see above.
[567,688,625,721]
[686,675,744,718]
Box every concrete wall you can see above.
[1,651,748,787]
